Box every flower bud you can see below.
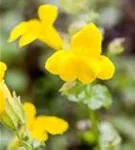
[1,92,25,130]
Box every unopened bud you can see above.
[1,92,25,130]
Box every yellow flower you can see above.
[8,4,63,49]
[23,103,69,141]
[0,62,11,116]
[45,23,115,84]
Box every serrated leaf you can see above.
[84,84,112,110]
[60,82,112,110]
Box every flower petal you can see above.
[45,50,77,81]
[34,116,69,135]
[97,55,115,80]
[8,19,41,47]
[76,57,98,84]
[19,33,37,47]
[45,50,64,75]
[71,23,102,57]
[57,52,77,81]
[0,82,11,117]
[39,26,63,49]
[8,22,26,42]
[23,103,36,129]
[38,4,58,25]
[23,103,36,119]
[0,85,5,116]
[25,19,41,35]
[30,129,48,141]
[0,62,7,82]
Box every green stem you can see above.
[15,128,32,150]
[89,109,100,150]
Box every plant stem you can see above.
[15,128,32,150]
[89,109,100,150]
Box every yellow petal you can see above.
[8,22,26,42]
[23,103,36,129]
[39,26,63,49]
[97,55,115,80]
[0,82,11,117]
[30,129,48,141]
[59,53,77,82]
[8,19,41,47]
[0,86,5,116]
[45,50,98,83]
[23,103,36,119]
[71,23,102,57]
[0,62,7,82]
[19,33,37,47]
[74,56,98,84]
[38,4,58,26]
[18,19,41,47]
[45,50,77,81]
[25,19,41,35]
[34,116,69,135]
[45,50,64,75]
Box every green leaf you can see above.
[60,82,112,110]
[84,84,112,110]
[60,81,87,102]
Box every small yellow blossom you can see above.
[23,103,69,141]
[0,62,11,116]
[8,4,63,49]
[45,23,115,84]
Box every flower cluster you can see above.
[0,62,68,150]
[0,61,68,146]
[9,4,115,84]
[3,3,116,149]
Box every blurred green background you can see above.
[0,0,135,150]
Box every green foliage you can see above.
[60,82,112,110]
[84,84,112,110]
